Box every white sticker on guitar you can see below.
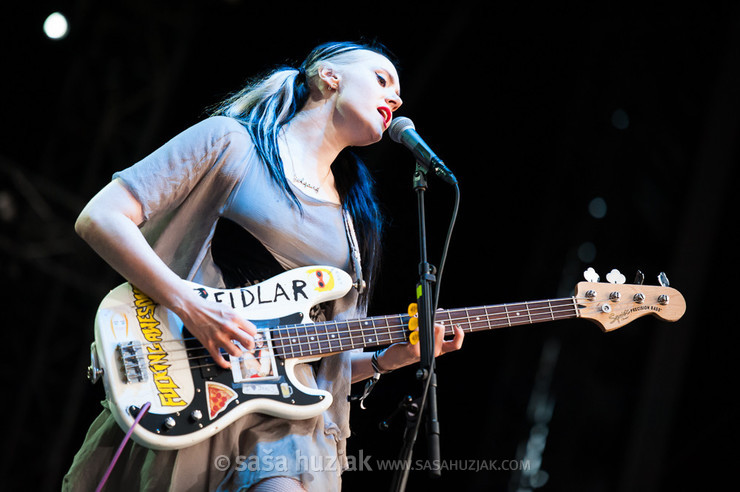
[241,384,280,395]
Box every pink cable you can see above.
[95,401,151,492]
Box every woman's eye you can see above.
[376,73,387,87]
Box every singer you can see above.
[63,41,464,492]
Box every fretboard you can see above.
[269,297,579,359]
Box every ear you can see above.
[317,63,341,91]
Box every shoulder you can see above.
[185,116,252,147]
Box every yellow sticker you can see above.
[408,303,418,317]
[409,331,419,345]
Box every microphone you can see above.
[388,117,457,185]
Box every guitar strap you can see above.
[343,210,384,408]
[342,208,365,295]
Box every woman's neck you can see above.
[279,102,344,203]
[282,102,344,175]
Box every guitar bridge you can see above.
[116,341,149,384]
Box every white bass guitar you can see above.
[87,265,685,450]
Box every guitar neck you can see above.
[270,297,579,359]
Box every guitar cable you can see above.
[95,401,151,492]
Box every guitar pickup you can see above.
[116,341,149,384]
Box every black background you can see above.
[1,2,738,491]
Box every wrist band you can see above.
[371,349,391,375]
[348,349,392,410]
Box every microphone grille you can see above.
[388,116,415,143]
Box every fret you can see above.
[527,301,553,323]
[269,326,285,358]
[334,320,344,352]
[503,303,522,326]
[370,315,400,345]
[359,319,378,347]
[372,318,381,348]
[435,310,452,325]
[295,325,311,357]
[315,321,331,354]
[333,320,355,349]
[303,324,320,355]
[326,320,342,353]
[435,309,454,337]
[488,304,511,329]
[372,316,387,344]
[369,315,387,339]
[384,315,396,344]
[286,326,294,358]
[502,303,512,327]
[524,301,533,324]
[467,306,489,332]
[346,320,362,348]
[282,325,301,357]
[481,306,495,330]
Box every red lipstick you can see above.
[378,106,392,128]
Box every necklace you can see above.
[292,174,321,193]
[284,141,330,194]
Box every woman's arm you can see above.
[350,323,464,383]
[76,178,257,369]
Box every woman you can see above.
[64,41,463,491]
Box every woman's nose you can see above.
[387,92,403,111]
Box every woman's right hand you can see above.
[171,291,257,369]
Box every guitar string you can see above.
[126,301,610,372]
[130,301,581,357]
[121,301,585,369]
[132,300,580,355]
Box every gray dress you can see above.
[63,116,363,491]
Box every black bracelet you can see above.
[371,349,391,375]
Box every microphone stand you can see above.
[391,163,441,492]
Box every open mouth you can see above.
[378,107,392,127]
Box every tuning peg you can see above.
[634,270,645,285]
[606,269,626,284]
[583,267,600,283]
[658,272,670,287]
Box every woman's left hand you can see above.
[376,322,465,372]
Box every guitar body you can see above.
[91,265,354,450]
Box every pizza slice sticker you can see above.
[205,381,238,420]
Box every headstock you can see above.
[576,269,686,332]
